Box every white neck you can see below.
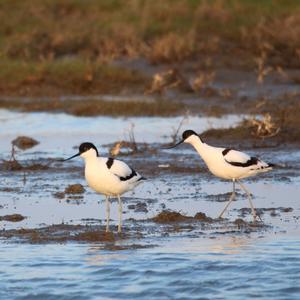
[186,135,208,159]
[80,148,99,162]
[185,135,214,164]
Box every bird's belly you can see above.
[207,162,246,180]
[209,167,232,179]
[85,172,125,196]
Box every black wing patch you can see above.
[106,157,114,169]
[225,156,259,167]
[119,169,137,181]
[222,148,232,156]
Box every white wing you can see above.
[222,149,252,165]
[222,148,271,169]
[105,158,141,181]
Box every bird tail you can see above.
[254,161,275,173]
[267,162,277,169]
[138,176,147,181]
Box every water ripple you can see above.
[0,237,299,299]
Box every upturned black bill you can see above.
[64,152,80,161]
[163,139,184,149]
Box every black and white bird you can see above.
[166,130,274,221]
[64,142,145,233]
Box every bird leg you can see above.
[117,195,122,233]
[219,179,236,219]
[236,180,260,222]
[105,195,110,232]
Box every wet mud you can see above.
[0,224,115,244]
[151,210,213,223]
[0,68,300,147]
[64,184,85,194]
[1,158,51,172]
[0,212,270,245]
[0,112,300,247]
[237,207,294,218]
[204,192,243,202]
[0,214,25,222]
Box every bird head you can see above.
[165,130,200,149]
[64,142,99,161]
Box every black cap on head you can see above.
[63,142,98,161]
[163,129,199,149]
[79,142,99,156]
[182,130,198,140]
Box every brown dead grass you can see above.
[0,1,300,95]
[149,31,197,63]
[1,1,300,66]
[201,98,300,144]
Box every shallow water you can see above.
[0,109,245,156]
[0,110,299,299]
[0,236,299,300]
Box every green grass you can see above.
[1,0,300,94]
[0,97,185,117]
[1,0,300,59]
[0,58,147,95]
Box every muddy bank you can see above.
[0,97,184,117]
[0,224,116,244]
[1,77,300,146]
[201,112,300,146]
[1,159,51,172]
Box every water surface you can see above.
[0,110,299,300]
[1,236,299,300]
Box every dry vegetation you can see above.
[0,0,300,95]
[201,96,300,144]
[0,0,299,142]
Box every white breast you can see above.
[84,158,127,196]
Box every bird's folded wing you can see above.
[108,159,138,181]
[223,149,257,167]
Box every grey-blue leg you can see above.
[219,179,236,219]
[105,195,110,232]
[236,180,258,221]
[117,195,122,233]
